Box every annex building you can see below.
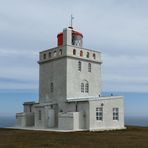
[16,26,125,131]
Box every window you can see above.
[78,61,81,71]
[59,49,62,55]
[85,82,89,93]
[73,49,76,55]
[81,83,84,93]
[53,51,57,56]
[80,50,83,57]
[49,52,51,58]
[88,63,91,72]
[81,80,89,93]
[93,53,96,59]
[39,110,41,120]
[113,108,119,120]
[96,107,103,121]
[86,52,89,58]
[43,53,46,59]
[29,105,32,112]
[51,82,54,92]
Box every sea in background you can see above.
[0,90,148,128]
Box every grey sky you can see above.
[0,0,148,92]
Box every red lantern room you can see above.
[57,27,83,47]
[57,32,63,46]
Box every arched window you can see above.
[43,53,46,59]
[81,80,89,93]
[86,52,89,58]
[85,82,89,93]
[81,83,84,93]
[73,49,76,55]
[51,82,54,92]
[93,53,96,59]
[49,52,51,58]
[88,63,91,72]
[59,49,62,55]
[78,61,81,71]
[80,50,83,57]
[53,51,57,56]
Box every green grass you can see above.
[0,126,148,148]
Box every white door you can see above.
[48,109,55,128]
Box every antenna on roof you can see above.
[70,14,74,28]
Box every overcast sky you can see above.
[0,0,148,92]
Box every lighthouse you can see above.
[16,25,125,131]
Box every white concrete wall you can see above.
[66,45,101,63]
[64,102,89,129]
[89,97,124,130]
[58,112,85,130]
[63,28,72,46]
[66,57,101,99]
[16,112,34,127]
[24,104,35,113]
[34,105,56,129]
[34,107,45,128]
[73,112,85,130]
[58,112,73,130]
[39,58,67,104]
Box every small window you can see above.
[73,49,76,55]
[51,82,54,92]
[39,110,41,120]
[49,52,51,58]
[85,82,89,93]
[96,107,103,121]
[113,108,119,120]
[88,63,91,72]
[81,83,84,93]
[93,53,96,59]
[59,49,62,55]
[43,53,46,59]
[78,61,81,71]
[86,52,89,58]
[80,50,83,57]
[29,105,32,112]
[53,51,57,56]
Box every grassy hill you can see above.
[0,126,148,148]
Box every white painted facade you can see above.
[16,27,125,131]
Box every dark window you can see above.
[73,49,76,55]
[113,108,119,120]
[78,61,81,71]
[59,49,62,55]
[86,52,89,58]
[96,107,103,121]
[80,50,83,57]
[43,53,46,59]
[39,110,41,120]
[85,82,89,93]
[93,53,96,59]
[49,52,51,58]
[51,82,54,92]
[53,51,57,56]
[29,105,32,112]
[81,83,84,93]
[88,63,91,72]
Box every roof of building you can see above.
[66,96,123,102]
[23,101,36,105]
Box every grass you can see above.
[0,126,148,148]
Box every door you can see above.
[48,109,55,128]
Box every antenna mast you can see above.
[70,14,74,28]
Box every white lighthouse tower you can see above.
[16,25,125,131]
